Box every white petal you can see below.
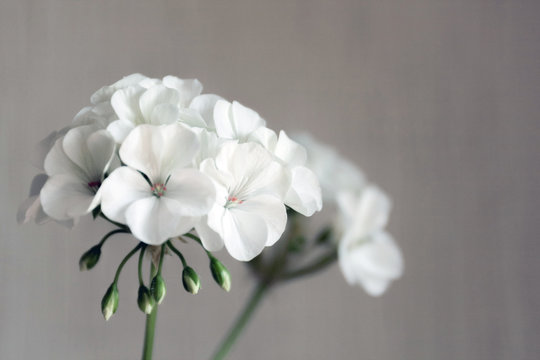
[339,232,403,296]
[139,85,179,121]
[125,197,190,245]
[285,166,322,216]
[214,100,236,139]
[33,127,70,169]
[119,124,199,181]
[107,119,135,143]
[275,131,307,167]
[177,108,207,128]
[221,209,269,261]
[164,168,216,216]
[216,142,291,199]
[235,194,287,246]
[350,186,392,237]
[17,174,49,224]
[231,101,266,138]
[40,173,96,220]
[111,85,145,124]
[43,138,84,178]
[195,218,224,252]
[150,103,180,125]
[162,76,203,106]
[248,127,277,151]
[99,167,150,223]
[189,94,223,129]
[17,195,41,224]
[86,130,116,180]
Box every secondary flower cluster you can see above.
[19,73,323,262]
[294,134,404,296]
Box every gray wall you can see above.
[1,1,539,359]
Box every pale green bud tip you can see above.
[210,258,231,292]
[182,266,200,295]
[79,245,101,271]
[150,275,166,305]
[101,283,119,321]
[137,286,155,314]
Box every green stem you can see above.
[280,248,338,281]
[113,243,143,284]
[138,245,147,286]
[142,263,159,360]
[167,241,187,267]
[211,282,270,360]
[99,228,129,247]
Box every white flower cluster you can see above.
[19,74,323,262]
[294,134,404,296]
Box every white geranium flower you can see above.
[250,128,322,216]
[99,124,215,245]
[293,133,365,203]
[213,100,266,141]
[107,76,205,143]
[40,124,116,221]
[337,186,403,296]
[195,142,290,261]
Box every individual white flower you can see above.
[99,124,215,245]
[250,128,322,216]
[292,133,365,203]
[195,142,291,261]
[337,186,403,296]
[40,124,117,221]
[106,76,205,143]
[213,100,266,141]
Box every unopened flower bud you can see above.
[182,266,200,294]
[101,283,119,321]
[210,258,231,292]
[150,274,166,304]
[79,245,101,271]
[137,285,155,314]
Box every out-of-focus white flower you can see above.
[337,186,403,296]
[106,76,205,143]
[250,128,322,216]
[40,124,116,221]
[195,142,290,261]
[292,133,365,203]
[100,124,215,245]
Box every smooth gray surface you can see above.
[1,1,539,359]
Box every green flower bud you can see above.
[182,266,200,295]
[150,274,166,305]
[79,245,101,271]
[137,285,155,314]
[101,283,119,321]
[210,258,231,292]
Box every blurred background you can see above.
[1,0,539,359]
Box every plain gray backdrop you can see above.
[1,0,539,359]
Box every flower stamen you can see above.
[225,195,244,208]
[88,181,102,193]
[151,183,167,198]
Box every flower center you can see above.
[87,180,101,193]
[151,183,167,198]
[225,195,244,208]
